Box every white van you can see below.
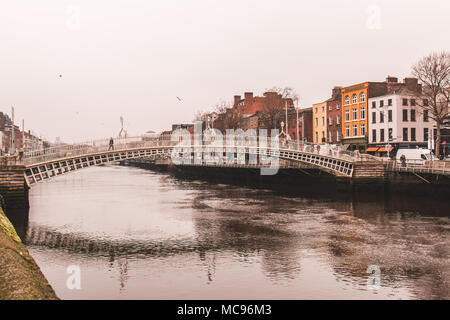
[396,148,439,166]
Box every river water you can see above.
[21,165,449,299]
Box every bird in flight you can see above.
[176,96,182,101]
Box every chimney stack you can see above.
[332,86,342,99]
[244,92,253,108]
[404,77,420,92]
[233,95,241,107]
[386,76,398,83]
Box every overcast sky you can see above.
[0,0,449,142]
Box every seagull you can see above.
[59,75,62,78]
[176,96,182,101]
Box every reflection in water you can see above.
[19,165,449,299]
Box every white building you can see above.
[367,87,435,154]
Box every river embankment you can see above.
[0,200,58,300]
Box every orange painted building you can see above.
[341,81,395,151]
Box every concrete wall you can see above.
[0,162,28,209]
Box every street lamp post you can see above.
[296,108,299,149]
[285,101,288,135]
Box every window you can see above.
[329,131,332,142]
[322,117,325,126]
[345,96,350,106]
[315,132,318,143]
[372,129,377,142]
[411,128,416,141]
[352,94,357,104]
[336,115,340,124]
[403,128,408,141]
[352,108,358,120]
[372,101,376,108]
[337,130,341,141]
[345,126,350,137]
[345,110,350,121]
[322,106,325,112]
[372,112,376,123]
[380,129,385,142]
[380,100,384,107]
[411,109,416,122]
[353,124,358,136]
[329,105,332,111]
[423,99,429,106]
[322,131,325,142]
[402,110,408,121]
[315,118,318,126]
[423,110,429,122]
[424,128,429,141]
[380,111,384,123]
[388,99,392,106]
[402,99,408,106]
[336,104,340,110]
[360,124,366,136]
[388,128,393,141]
[411,99,416,106]
[360,107,366,120]
[388,110,393,122]
[329,116,333,125]
[360,92,365,102]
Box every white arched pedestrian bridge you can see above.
[20,136,361,186]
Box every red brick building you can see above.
[326,87,342,144]
[285,107,313,142]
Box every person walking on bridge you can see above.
[108,137,114,151]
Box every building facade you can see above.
[340,77,417,151]
[286,107,313,142]
[368,87,436,154]
[312,101,328,144]
[326,86,342,144]
[0,111,23,154]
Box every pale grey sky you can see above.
[0,0,449,142]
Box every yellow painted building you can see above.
[312,101,328,144]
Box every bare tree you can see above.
[193,110,209,122]
[262,86,299,129]
[213,100,231,114]
[266,86,300,104]
[412,51,450,156]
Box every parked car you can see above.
[395,148,439,166]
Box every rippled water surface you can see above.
[23,165,449,299]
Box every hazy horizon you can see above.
[0,0,449,142]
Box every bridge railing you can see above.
[18,134,383,167]
[21,137,175,166]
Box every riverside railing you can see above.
[387,160,450,175]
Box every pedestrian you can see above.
[400,154,406,167]
[317,144,320,154]
[108,137,114,151]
